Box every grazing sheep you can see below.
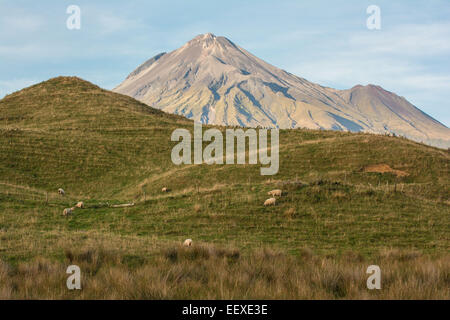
[264,198,276,206]
[267,189,282,197]
[183,239,193,247]
[58,188,65,196]
[162,187,170,193]
[75,201,84,209]
[62,207,75,216]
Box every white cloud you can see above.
[96,13,145,34]
[349,22,450,56]
[0,14,45,32]
[0,78,39,98]
[398,74,450,90]
[0,43,48,57]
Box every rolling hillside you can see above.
[0,77,448,298]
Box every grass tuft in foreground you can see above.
[0,243,448,299]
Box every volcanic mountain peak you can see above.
[188,32,224,45]
[114,34,450,148]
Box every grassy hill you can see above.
[0,77,448,299]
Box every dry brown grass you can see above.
[331,191,347,199]
[0,243,448,299]
[193,203,202,213]
[363,164,409,177]
[284,207,296,219]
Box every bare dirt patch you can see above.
[363,164,409,177]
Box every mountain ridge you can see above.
[114,33,449,148]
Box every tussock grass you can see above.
[0,244,448,299]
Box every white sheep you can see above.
[183,239,193,247]
[75,201,84,209]
[62,207,75,216]
[162,187,170,193]
[264,198,276,206]
[267,189,282,197]
[58,188,65,196]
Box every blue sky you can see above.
[1,0,449,126]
